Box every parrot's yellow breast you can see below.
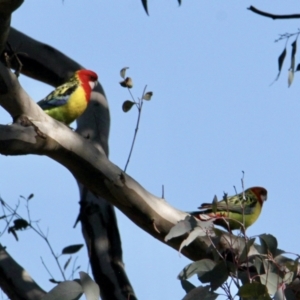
[226,201,262,230]
[45,87,88,125]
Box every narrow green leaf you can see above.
[212,195,218,214]
[143,91,153,100]
[260,272,283,295]
[284,288,297,300]
[238,282,271,299]
[179,226,211,252]
[253,256,263,275]
[182,285,218,300]
[122,100,135,112]
[288,69,294,87]
[8,227,18,241]
[141,0,149,15]
[64,256,72,270]
[238,238,255,263]
[209,263,230,291]
[43,281,82,300]
[285,258,299,275]
[278,48,287,73]
[120,77,133,88]
[165,216,194,242]
[120,67,129,79]
[49,278,61,284]
[27,193,34,200]
[290,39,297,71]
[62,244,83,255]
[259,234,277,256]
[80,271,100,300]
[178,259,216,280]
[200,261,232,290]
[180,279,195,294]
[274,47,287,82]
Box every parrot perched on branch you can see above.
[37,69,98,125]
[191,187,267,231]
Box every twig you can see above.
[0,197,20,236]
[40,256,55,279]
[36,223,66,280]
[0,198,66,280]
[207,233,224,260]
[248,6,300,20]
[124,85,147,172]
[69,256,79,280]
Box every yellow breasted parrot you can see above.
[37,69,98,125]
[191,187,267,231]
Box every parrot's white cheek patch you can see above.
[89,81,96,90]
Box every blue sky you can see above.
[1,1,300,299]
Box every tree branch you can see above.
[0,0,23,54]
[248,5,300,20]
[0,244,46,300]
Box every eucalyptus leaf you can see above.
[122,100,135,112]
[62,244,83,255]
[120,67,129,79]
[260,272,283,295]
[259,234,277,256]
[178,259,216,280]
[238,282,271,299]
[79,272,100,300]
[42,281,82,300]
[182,285,218,300]
[180,279,196,294]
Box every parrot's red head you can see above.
[76,70,98,102]
[248,187,268,206]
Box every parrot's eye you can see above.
[90,75,97,81]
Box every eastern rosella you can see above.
[191,187,267,231]
[37,69,98,125]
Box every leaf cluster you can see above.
[176,231,298,299]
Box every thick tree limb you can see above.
[0,0,23,54]
[248,5,300,20]
[0,244,46,300]
[79,189,137,300]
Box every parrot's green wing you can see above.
[199,193,258,215]
[37,80,78,109]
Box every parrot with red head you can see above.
[191,187,267,231]
[37,69,98,125]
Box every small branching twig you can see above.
[119,67,153,172]
[0,196,20,237]
[0,196,67,280]
[41,256,55,279]
[36,223,66,280]
[275,30,300,43]
[123,85,146,172]
[248,6,300,20]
